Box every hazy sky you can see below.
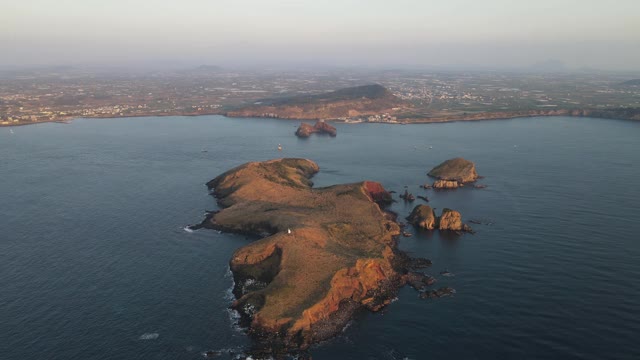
[2,0,639,70]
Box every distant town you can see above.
[1,66,639,126]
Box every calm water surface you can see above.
[1,116,639,359]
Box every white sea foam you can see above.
[223,267,235,302]
[224,286,235,301]
[139,333,159,340]
[183,226,194,233]
[201,347,243,358]
[223,267,247,333]
[341,320,354,333]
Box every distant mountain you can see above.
[620,79,640,86]
[226,84,405,120]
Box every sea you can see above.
[1,115,639,360]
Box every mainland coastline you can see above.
[3,84,639,128]
[3,108,639,129]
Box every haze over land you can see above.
[2,0,640,71]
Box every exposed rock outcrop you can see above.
[399,189,415,202]
[407,205,437,230]
[295,120,337,138]
[433,179,461,189]
[420,287,456,299]
[407,205,473,233]
[428,158,479,184]
[364,181,393,206]
[438,208,472,232]
[404,272,437,291]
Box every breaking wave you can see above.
[139,333,159,340]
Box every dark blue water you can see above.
[1,116,639,360]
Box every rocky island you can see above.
[407,205,473,233]
[295,120,337,137]
[200,158,440,354]
[225,84,405,120]
[428,157,479,189]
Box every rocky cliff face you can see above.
[438,208,471,232]
[407,205,437,230]
[203,158,405,352]
[295,120,337,138]
[363,181,393,206]
[407,205,472,233]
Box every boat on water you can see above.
[278,144,283,151]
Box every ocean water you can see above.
[1,115,639,360]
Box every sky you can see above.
[1,0,639,71]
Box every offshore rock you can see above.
[404,272,437,291]
[407,205,473,233]
[428,158,479,183]
[295,120,337,138]
[438,208,473,232]
[420,287,456,299]
[407,205,437,230]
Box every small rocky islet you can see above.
[196,156,481,354]
[407,205,474,233]
[427,157,483,189]
[295,120,337,138]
